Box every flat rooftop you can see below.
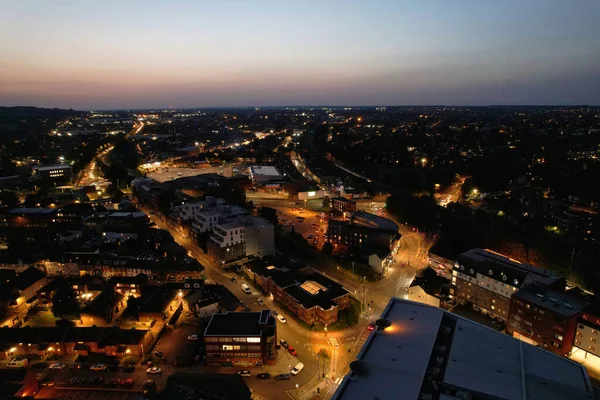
[34,164,72,171]
[204,310,274,337]
[250,166,281,177]
[332,298,593,400]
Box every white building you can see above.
[172,201,206,221]
[192,204,248,233]
[298,188,325,201]
[332,298,594,400]
[208,221,246,263]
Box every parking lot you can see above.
[152,325,201,365]
[276,206,327,248]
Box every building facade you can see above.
[207,222,246,265]
[451,249,564,321]
[203,310,277,367]
[507,283,586,356]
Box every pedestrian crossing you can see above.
[328,337,340,347]
[334,376,343,385]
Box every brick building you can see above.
[451,249,564,321]
[245,257,351,326]
[508,283,587,356]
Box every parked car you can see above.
[69,363,83,370]
[291,362,304,375]
[257,298,264,305]
[152,350,163,358]
[237,370,251,377]
[106,378,121,387]
[279,339,289,348]
[276,374,291,380]
[121,378,134,388]
[277,314,287,324]
[90,364,107,371]
[146,367,163,375]
[307,234,314,240]
[49,363,66,370]
[121,365,136,373]
[287,346,297,356]
[142,379,155,388]
[230,277,237,283]
[256,373,271,379]
[368,322,376,331]
[7,357,28,368]
[187,334,199,341]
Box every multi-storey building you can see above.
[451,248,564,321]
[574,302,600,361]
[331,197,356,216]
[332,298,594,400]
[203,310,277,366]
[32,164,72,181]
[508,282,587,356]
[242,216,275,258]
[208,221,246,265]
[192,204,248,233]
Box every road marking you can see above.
[335,377,342,385]
[328,337,340,347]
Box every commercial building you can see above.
[245,257,351,325]
[249,165,283,185]
[32,164,72,181]
[192,203,248,233]
[508,282,587,356]
[451,248,564,321]
[203,310,277,366]
[298,188,325,201]
[0,208,83,229]
[242,216,275,258]
[332,298,594,400]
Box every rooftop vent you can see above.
[349,360,369,376]
[376,319,392,330]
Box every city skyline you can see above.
[1,0,599,109]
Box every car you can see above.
[230,277,237,283]
[310,224,318,228]
[287,346,297,356]
[277,314,287,324]
[142,379,155,388]
[69,363,83,370]
[307,234,314,239]
[146,367,162,375]
[241,283,251,294]
[279,339,289,348]
[256,373,271,379]
[276,374,291,380]
[257,298,264,305]
[237,370,251,377]
[48,363,66,370]
[368,322,376,331]
[152,350,163,358]
[121,365,135,373]
[121,378,134,388]
[187,334,199,341]
[90,364,107,371]
[291,362,304,375]
[106,378,121,387]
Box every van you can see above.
[241,284,251,294]
[291,362,304,375]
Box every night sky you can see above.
[1,0,599,109]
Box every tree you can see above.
[51,285,80,320]
[0,190,19,209]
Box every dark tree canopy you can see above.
[51,285,81,320]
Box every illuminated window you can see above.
[247,337,261,343]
